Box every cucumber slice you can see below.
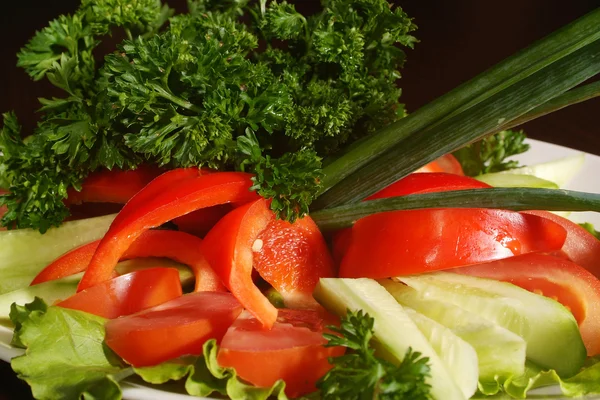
[314,278,468,400]
[0,258,194,327]
[502,153,585,188]
[0,214,116,295]
[395,273,586,378]
[475,173,558,189]
[381,280,526,382]
[404,307,478,398]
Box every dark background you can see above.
[1,1,599,399]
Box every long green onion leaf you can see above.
[311,188,600,231]
[316,8,600,203]
[503,80,600,130]
[313,37,600,209]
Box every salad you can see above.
[1,1,600,399]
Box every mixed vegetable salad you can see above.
[2,1,600,399]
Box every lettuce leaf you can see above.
[9,299,131,400]
[135,339,289,400]
[477,358,600,398]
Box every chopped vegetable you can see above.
[57,267,183,319]
[338,209,567,278]
[317,309,432,400]
[105,292,243,367]
[217,309,344,398]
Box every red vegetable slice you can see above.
[366,172,490,200]
[451,253,600,356]
[522,210,600,278]
[105,292,243,367]
[201,198,278,328]
[217,309,344,398]
[65,165,163,206]
[339,208,567,278]
[415,154,464,175]
[57,267,182,319]
[78,172,258,292]
[253,215,335,308]
[31,230,224,292]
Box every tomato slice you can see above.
[217,309,344,398]
[65,165,163,206]
[57,267,182,319]
[333,173,491,264]
[105,292,243,367]
[415,154,464,175]
[339,208,567,278]
[522,210,600,278]
[78,172,258,292]
[451,253,600,356]
[253,215,335,308]
[31,230,224,292]
[201,198,278,329]
[366,172,490,200]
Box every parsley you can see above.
[453,129,530,177]
[317,310,432,400]
[0,0,416,231]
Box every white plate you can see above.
[1,138,600,399]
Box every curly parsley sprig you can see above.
[317,310,432,400]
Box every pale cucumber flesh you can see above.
[475,173,558,189]
[502,153,584,188]
[395,273,586,378]
[381,279,526,382]
[313,278,468,400]
[0,214,116,295]
[404,307,479,398]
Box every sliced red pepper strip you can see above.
[111,167,202,230]
[78,172,259,292]
[172,204,234,237]
[31,230,225,292]
[65,165,164,205]
[201,198,278,329]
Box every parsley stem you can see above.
[148,82,202,114]
[310,188,600,231]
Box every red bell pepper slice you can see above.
[65,165,163,205]
[31,230,225,292]
[57,267,183,319]
[78,172,259,292]
[415,154,464,175]
[201,198,278,329]
[172,204,234,237]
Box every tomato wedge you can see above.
[105,292,243,367]
[366,172,490,200]
[253,215,335,308]
[522,210,600,278]
[415,154,464,175]
[57,267,182,319]
[217,309,344,398]
[451,253,600,356]
[201,198,278,328]
[339,208,567,278]
[31,230,224,292]
[65,165,163,206]
[78,172,258,292]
